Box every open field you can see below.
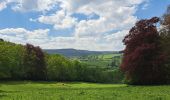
[78,53,122,68]
[0,81,170,100]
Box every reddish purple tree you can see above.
[121,17,166,84]
[23,44,47,80]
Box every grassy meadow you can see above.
[78,53,122,68]
[0,81,170,100]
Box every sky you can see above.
[0,0,170,51]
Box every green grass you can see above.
[0,81,170,100]
[80,53,122,68]
[82,60,111,68]
[97,54,119,59]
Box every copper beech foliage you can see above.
[23,44,47,80]
[121,17,166,84]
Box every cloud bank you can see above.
[0,0,149,51]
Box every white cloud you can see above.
[0,0,150,51]
[38,10,77,29]
[105,30,128,42]
[12,0,59,12]
[0,28,49,38]
[36,0,142,37]
[0,28,49,45]
[0,1,7,11]
[73,1,138,38]
[0,0,59,12]
[0,28,127,51]
[141,0,151,10]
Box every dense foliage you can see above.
[46,54,123,83]
[0,40,123,83]
[121,5,170,85]
[23,44,47,80]
[121,17,166,84]
[0,41,25,79]
[160,6,170,83]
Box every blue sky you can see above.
[136,0,170,18]
[0,0,170,51]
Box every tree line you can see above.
[121,6,170,85]
[0,40,123,83]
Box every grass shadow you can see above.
[0,90,8,98]
[0,81,29,85]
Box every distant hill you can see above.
[43,49,119,57]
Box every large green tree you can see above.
[0,41,25,79]
[160,5,170,82]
